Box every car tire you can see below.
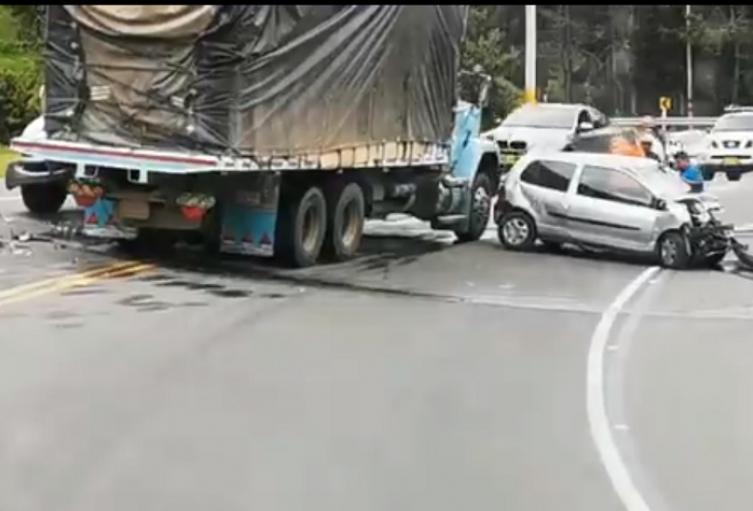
[657,231,692,269]
[20,182,67,215]
[455,172,493,243]
[497,211,536,251]
[705,251,727,268]
[726,170,742,182]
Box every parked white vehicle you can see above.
[483,103,609,169]
[699,111,753,181]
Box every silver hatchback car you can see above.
[493,152,732,268]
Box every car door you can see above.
[516,158,578,239]
[566,164,660,251]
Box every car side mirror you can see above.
[654,198,668,211]
[577,121,594,133]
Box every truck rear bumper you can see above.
[4,160,72,190]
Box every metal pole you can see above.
[686,4,694,118]
[525,5,537,103]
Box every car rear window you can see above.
[520,160,577,192]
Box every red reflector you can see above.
[180,205,205,222]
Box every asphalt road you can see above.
[1,174,753,511]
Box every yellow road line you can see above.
[0,260,156,307]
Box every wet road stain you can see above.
[61,286,109,296]
[137,274,174,283]
[178,301,208,308]
[45,310,80,320]
[54,322,84,330]
[208,289,250,298]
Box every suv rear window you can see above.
[520,160,577,192]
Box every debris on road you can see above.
[731,238,753,270]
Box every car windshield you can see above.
[713,114,753,132]
[502,106,576,129]
[635,164,689,198]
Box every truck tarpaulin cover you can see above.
[44,5,467,159]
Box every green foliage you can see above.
[0,5,42,143]
[460,6,523,129]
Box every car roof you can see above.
[521,151,658,174]
[719,111,753,119]
[514,102,590,112]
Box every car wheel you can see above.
[497,211,536,251]
[657,231,691,269]
[726,170,742,181]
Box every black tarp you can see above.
[44,5,467,158]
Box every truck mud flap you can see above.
[220,202,276,258]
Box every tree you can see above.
[460,6,524,129]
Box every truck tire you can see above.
[21,182,67,215]
[726,170,742,181]
[324,181,365,261]
[455,172,492,242]
[275,185,327,268]
[657,231,691,269]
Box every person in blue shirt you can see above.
[674,151,704,193]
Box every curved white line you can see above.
[587,265,661,511]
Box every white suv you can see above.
[701,110,753,181]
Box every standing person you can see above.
[637,116,667,164]
[675,151,704,193]
[640,136,661,162]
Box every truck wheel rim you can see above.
[340,200,361,248]
[472,187,491,229]
[302,203,321,254]
[503,217,528,245]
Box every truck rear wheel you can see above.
[325,181,365,261]
[21,182,67,215]
[275,185,327,268]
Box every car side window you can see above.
[577,165,653,207]
[520,160,577,192]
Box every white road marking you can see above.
[587,265,661,511]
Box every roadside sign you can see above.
[659,96,672,112]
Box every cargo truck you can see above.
[10,5,500,266]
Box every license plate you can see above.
[723,157,740,166]
[504,154,519,165]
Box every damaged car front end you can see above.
[672,195,733,266]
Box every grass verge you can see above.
[0,145,19,178]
